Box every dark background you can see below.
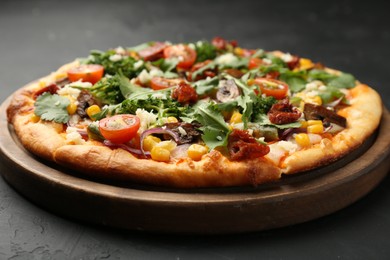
[0,0,389,258]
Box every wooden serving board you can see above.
[0,96,389,234]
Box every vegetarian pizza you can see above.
[6,37,382,188]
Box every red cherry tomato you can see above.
[150,77,184,90]
[138,42,167,61]
[163,44,197,69]
[67,64,104,84]
[99,114,140,144]
[248,58,264,70]
[252,78,289,99]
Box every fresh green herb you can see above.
[191,61,216,80]
[192,102,231,151]
[279,70,307,93]
[152,58,178,72]
[34,93,70,123]
[308,69,337,82]
[251,96,277,120]
[89,74,127,105]
[87,49,144,77]
[318,86,346,104]
[327,73,356,89]
[193,76,219,96]
[194,41,217,63]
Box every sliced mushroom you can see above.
[304,103,346,128]
[216,79,241,102]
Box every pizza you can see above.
[6,37,383,188]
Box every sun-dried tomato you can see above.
[268,98,301,124]
[286,55,300,70]
[33,83,60,99]
[171,82,198,104]
[228,129,270,161]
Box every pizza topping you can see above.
[216,79,241,102]
[138,42,167,61]
[163,122,202,144]
[228,129,270,161]
[67,64,104,84]
[171,82,198,104]
[251,78,289,100]
[304,103,346,128]
[163,44,197,69]
[28,38,363,164]
[98,114,140,144]
[150,77,183,90]
[268,98,302,125]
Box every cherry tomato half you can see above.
[252,78,289,99]
[67,64,104,84]
[150,77,184,90]
[99,114,140,144]
[248,57,264,70]
[163,44,197,69]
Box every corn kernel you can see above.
[307,120,322,126]
[234,47,244,56]
[309,96,322,105]
[247,79,255,85]
[300,121,308,128]
[39,81,46,88]
[155,140,177,151]
[55,72,67,81]
[295,133,310,147]
[151,146,170,162]
[67,102,78,115]
[187,144,208,161]
[299,58,314,70]
[307,124,324,134]
[30,114,40,123]
[166,116,178,123]
[143,136,161,152]
[86,105,101,119]
[230,111,242,124]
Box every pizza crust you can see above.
[282,84,382,174]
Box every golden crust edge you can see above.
[282,84,383,174]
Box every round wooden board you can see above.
[0,96,389,234]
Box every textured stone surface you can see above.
[0,0,389,259]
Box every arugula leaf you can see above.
[193,76,219,96]
[308,69,337,82]
[34,93,70,123]
[152,58,178,72]
[254,114,301,129]
[191,61,216,80]
[279,70,307,93]
[192,102,231,151]
[327,73,356,89]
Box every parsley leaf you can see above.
[34,93,70,123]
[90,74,127,105]
[194,41,217,63]
[327,73,356,89]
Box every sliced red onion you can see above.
[324,123,344,134]
[325,97,344,108]
[170,144,191,159]
[139,127,181,157]
[103,140,150,156]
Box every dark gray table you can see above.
[0,0,389,259]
